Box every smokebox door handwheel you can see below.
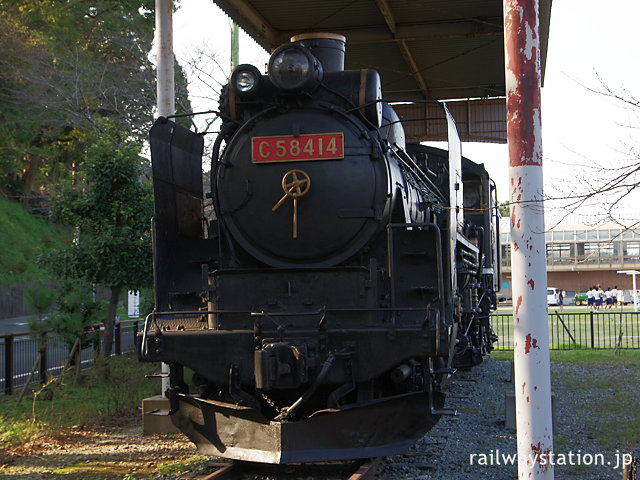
[272,169,311,238]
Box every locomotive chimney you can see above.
[290,33,346,72]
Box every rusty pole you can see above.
[503,0,554,478]
[155,0,174,397]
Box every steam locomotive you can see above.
[140,33,499,464]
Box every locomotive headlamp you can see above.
[230,64,262,95]
[268,44,322,91]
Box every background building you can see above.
[500,219,640,299]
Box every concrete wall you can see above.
[0,282,113,319]
[0,283,33,319]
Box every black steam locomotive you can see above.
[140,33,499,464]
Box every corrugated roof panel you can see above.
[390,0,503,25]
[211,0,552,142]
[248,0,384,32]
[394,98,506,143]
[402,36,505,98]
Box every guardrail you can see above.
[493,310,640,350]
[0,320,139,395]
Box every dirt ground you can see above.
[2,356,638,479]
[0,424,205,480]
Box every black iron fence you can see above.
[6,312,637,393]
[1,320,139,395]
[493,310,640,350]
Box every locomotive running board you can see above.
[171,391,445,464]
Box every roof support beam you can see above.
[374,0,430,98]
[397,40,430,98]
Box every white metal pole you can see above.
[503,0,554,478]
[156,0,175,118]
[155,0,174,397]
[633,273,638,313]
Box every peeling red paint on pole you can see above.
[524,333,540,354]
[504,0,553,478]
[505,0,542,167]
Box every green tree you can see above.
[0,0,191,198]
[24,280,56,383]
[44,118,153,357]
[48,279,107,351]
[498,201,510,218]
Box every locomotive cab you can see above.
[140,33,498,463]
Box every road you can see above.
[0,314,34,335]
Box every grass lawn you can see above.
[492,306,640,351]
[0,355,158,449]
[491,347,640,364]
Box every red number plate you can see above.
[251,133,344,163]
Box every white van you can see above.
[547,287,562,306]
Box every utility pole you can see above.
[155,0,174,398]
[231,21,239,70]
[503,0,554,478]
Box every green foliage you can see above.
[41,118,153,356]
[45,118,153,291]
[0,195,68,284]
[25,280,57,343]
[24,281,56,316]
[0,355,158,449]
[497,201,510,217]
[491,348,640,363]
[155,455,209,478]
[88,356,152,416]
[0,0,191,196]
[47,279,107,348]
[139,286,155,319]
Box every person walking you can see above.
[596,286,605,311]
[605,287,613,309]
[558,289,564,310]
[612,285,619,308]
[587,286,595,310]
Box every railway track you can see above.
[177,366,482,480]
[177,457,382,480]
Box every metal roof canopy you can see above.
[211,0,552,143]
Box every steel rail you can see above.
[178,458,382,480]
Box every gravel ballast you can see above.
[379,357,639,479]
